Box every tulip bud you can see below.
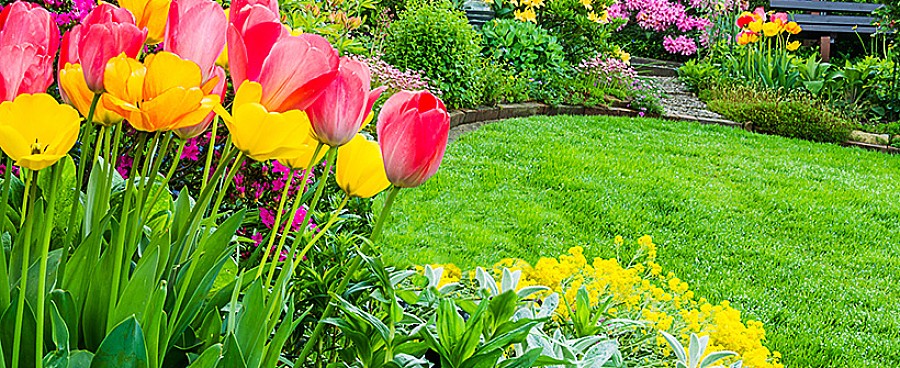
[376,90,450,188]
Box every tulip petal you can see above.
[0,94,80,170]
[143,51,203,99]
[258,34,339,112]
[337,135,390,198]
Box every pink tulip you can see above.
[0,1,59,102]
[59,3,147,93]
[376,90,450,188]
[770,12,788,25]
[752,6,767,22]
[164,0,226,81]
[307,57,386,147]
[227,2,339,112]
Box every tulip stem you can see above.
[35,163,63,368]
[256,170,294,280]
[11,170,38,368]
[0,156,11,252]
[271,143,325,285]
[291,195,349,276]
[370,186,401,243]
[64,92,101,244]
[201,117,220,191]
[144,139,185,217]
[210,152,245,221]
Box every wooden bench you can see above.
[769,0,884,61]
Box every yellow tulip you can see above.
[214,82,319,162]
[786,40,801,51]
[102,52,220,132]
[762,21,781,37]
[784,21,802,35]
[119,0,172,45]
[336,135,390,198]
[748,20,763,33]
[58,63,125,126]
[0,94,81,171]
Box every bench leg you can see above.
[820,35,831,62]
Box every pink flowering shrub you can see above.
[608,0,745,58]
[0,0,96,29]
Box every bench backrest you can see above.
[769,0,883,13]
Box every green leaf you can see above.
[234,280,267,368]
[49,290,79,350]
[69,351,95,367]
[49,301,70,353]
[90,316,149,368]
[437,298,465,349]
[0,297,36,368]
[219,334,246,368]
[659,331,687,363]
[187,344,222,368]
[699,350,738,368]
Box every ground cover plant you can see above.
[383,115,900,368]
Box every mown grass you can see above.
[381,115,900,368]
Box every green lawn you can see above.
[381,115,900,368]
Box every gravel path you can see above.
[646,76,727,121]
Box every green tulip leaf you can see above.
[89,316,148,368]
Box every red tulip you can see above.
[0,1,59,102]
[227,2,339,112]
[165,0,227,81]
[306,57,386,147]
[376,91,450,188]
[59,2,147,93]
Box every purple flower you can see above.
[662,35,698,55]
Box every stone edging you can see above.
[448,102,900,154]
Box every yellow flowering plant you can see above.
[417,236,785,368]
[731,9,804,90]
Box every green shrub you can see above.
[539,0,616,63]
[677,59,722,93]
[706,88,853,143]
[382,0,484,108]
[478,62,531,105]
[480,19,568,75]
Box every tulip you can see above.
[784,21,801,35]
[119,0,171,45]
[762,21,781,37]
[102,52,220,132]
[214,82,320,162]
[0,1,59,102]
[748,20,763,33]
[0,94,81,171]
[786,40,801,51]
[736,12,756,28]
[59,2,147,93]
[752,6,766,22]
[736,30,759,45]
[164,0,226,81]
[771,12,788,25]
[306,57,386,147]
[336,135,390,198]
[377,90,450,188]
[164,0,228,138]
[228,1,339,112]
[58,63,125,126]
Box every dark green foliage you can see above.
[480,19,568,75]
[708,99,852,143]
[677,59,722,93]
[382,1,485,109]
[539,0,616,63]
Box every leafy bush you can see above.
[705,87,853,143]
[541,0,618,63]
[478,62,531,105]
[480,19,568,74]
[382,0,485,108]
[678,59,722,92]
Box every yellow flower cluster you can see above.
[426,236,784,368]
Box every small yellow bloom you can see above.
[102,52,220,133]
[336,134,390,198]
[514,7,537,23]
[58,63,125,126]
[786,40,801,51]
[214,82,318,162]
[0,94,81,171]
[119,0,172,45]
[580,0,592,10]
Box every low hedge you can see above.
[707,99,853,144]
